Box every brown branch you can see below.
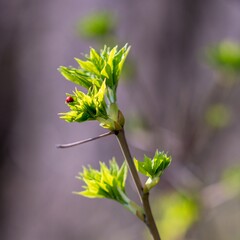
[56,131,113,149]
[115,129,161,240]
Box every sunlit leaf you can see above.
[59,44,130,130]
[134,150,171,191]
[75,158,128,204]
[135,150,171,179]
[75,58,100,76]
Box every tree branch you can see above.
[115,129,161,240]
[56,131,113,149]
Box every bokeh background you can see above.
[1,0,240,239]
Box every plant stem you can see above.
[115,129,143,200]
[115,129,161,240]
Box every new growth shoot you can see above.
[58,44,171,240]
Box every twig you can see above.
[56,131,113,148]
[115,129,161,240]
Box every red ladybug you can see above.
[66,96,74,103]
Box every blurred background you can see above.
[1,0,240,239]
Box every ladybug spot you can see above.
[66,96,74,103]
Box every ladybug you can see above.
[66,96,74,103]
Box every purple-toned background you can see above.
[1,0,240,239]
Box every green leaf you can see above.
[101,63,113,87]
[114,44,131,83]
[75,190,105,199]
[74,158,145,220]
[60,81,108,124]
[59,66,95,89]
[89,47,104,71]
[117,161,128,189]
[134,155,155,178]
[107,46,118,71]
[134,150,172,191]
[75,58,100,76]
[59,44,130,130]
[94,80,106,108]
[59,44,130,93]
[75,158,129,204]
